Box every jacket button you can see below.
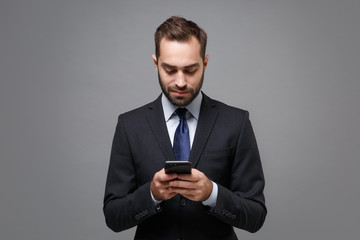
[180,198,186,207]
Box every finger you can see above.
[172,188,199,199]
[177,169,202,181]
[153,180,171,190]
[155,169,178,181]
[179,193,197,200]
[176,174,194,181]
[154,187,178,201]
[173,187,209,202]
[169,179,196,189]
[158,187,178,197]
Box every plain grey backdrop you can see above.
[1,0,359,239]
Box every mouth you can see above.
[171,90,189,96]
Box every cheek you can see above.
[159,72,173,86]
[187,75,202,87]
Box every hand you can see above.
[150,168,178,201]
[169,168,213,202]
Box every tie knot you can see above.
[175,108,187,120]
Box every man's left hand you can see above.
[168,168,213,202]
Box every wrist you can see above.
[202,181,218,208]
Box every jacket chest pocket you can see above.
[198,147,234,185]
[202,147,234,159]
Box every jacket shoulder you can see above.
[117,97,160,121]
[205,95,249,118]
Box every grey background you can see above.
[1,0,359,239]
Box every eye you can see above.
[165,69,176,74]
[185,68,197,74]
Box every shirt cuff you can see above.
[150,189,163,206]
[202,181,218,208]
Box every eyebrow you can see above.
[161,63,200,69]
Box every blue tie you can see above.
[173,108,190,161]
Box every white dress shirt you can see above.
[150,92,218,208]
[161,92,202,148]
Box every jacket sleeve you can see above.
[103,115,161,232]
[209,111,267,233]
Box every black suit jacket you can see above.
[103,93,266,240]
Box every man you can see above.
[103,16,266,240]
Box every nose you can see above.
[175,71,186,88]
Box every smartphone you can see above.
[164,161,191,174]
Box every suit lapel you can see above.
[189,94,218,167]
[146,94,218,165]
[146,95,176,162]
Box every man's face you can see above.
[153,36,209,107]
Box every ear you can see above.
[203,54,209,69]
[152,54,158,72]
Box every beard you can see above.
[158,71,204,107]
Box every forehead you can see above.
[158,36,202,66]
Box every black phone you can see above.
[164,161,191,174]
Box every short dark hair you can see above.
[154,16,207,60]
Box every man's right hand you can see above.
[150,168,178,201]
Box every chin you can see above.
[172,100,187,107]
[169,97,188,107]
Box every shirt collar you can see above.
[161,92,203,121]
